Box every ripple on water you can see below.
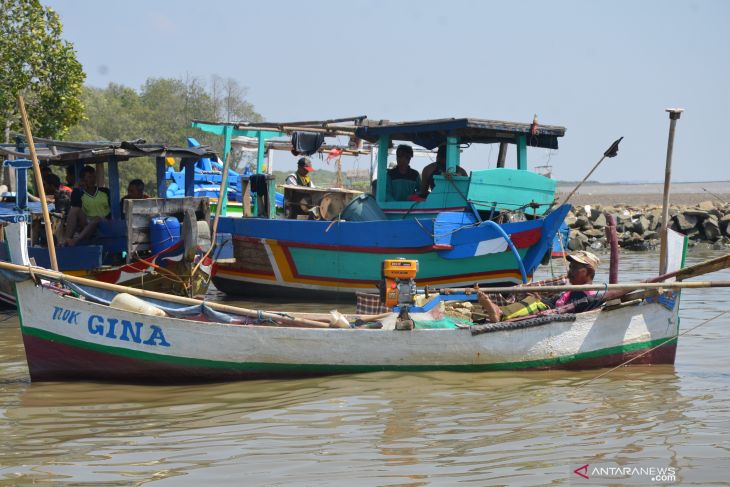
[0,250,730,484]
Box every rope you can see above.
[133,251,190,290]
[579,310,730,386]
[255,309,279,325]
[471,313,576,335]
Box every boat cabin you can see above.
[0,139,215,271]
[190,116,566,222]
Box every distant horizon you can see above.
[43,0,730,184]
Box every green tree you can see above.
[65,76,263,195]
[0,0,85,142]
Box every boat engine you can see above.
[381,259,419,308]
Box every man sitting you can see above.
[478,251,602,321]
[420,144,468,195]
[386,144,421,201]
[63,165,110,246]
[120,179,149,218]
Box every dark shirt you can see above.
[386,167,421,201]
[544,291,602,313]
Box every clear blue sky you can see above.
[45,0,729,182]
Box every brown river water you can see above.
[1,249,729,485]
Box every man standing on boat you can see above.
[286,157,316,187]
[420,144,468,195]
[386,144,421,201]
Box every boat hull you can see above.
[15,279,680,383]
[212,206,570,296]
[0,241,210,305]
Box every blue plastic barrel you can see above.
[149,216,181,255]
[340,194,388,221]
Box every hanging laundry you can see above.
[291,131,325,156]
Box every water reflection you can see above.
[1,249,729,484]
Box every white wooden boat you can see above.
[1,220,690,383]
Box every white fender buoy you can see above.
[110,293,167,317]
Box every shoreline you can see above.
[559,192,730,207]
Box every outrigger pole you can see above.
[560,137,623,206]
[17,95,58,271]
[659,108,685,274]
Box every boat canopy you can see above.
[354,118,566,150]
[1,137,219,221]
[0,138,217,165]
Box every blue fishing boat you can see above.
[190,116,572,297]
[0,140,224,304]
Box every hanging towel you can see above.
[291,131,325,156]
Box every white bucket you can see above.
[110,293,167,317]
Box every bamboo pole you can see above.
[659,108,684,275]
[17,95,58,271]
[461,253,730,296]
[190,150,230,280]
[447,280,730,295]
[0,259,332,328]
[0,259,391,327]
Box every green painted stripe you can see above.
[290,247,530,280]
[22,326,677,373]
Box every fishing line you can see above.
[579,309,730,387]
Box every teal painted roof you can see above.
[355,118,566,150]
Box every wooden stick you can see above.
[0,259,332,328]
[17,95,58,271]
[659,108,684,274]
[605,212,619,284]
[0,259,391,327]
[654,252,730,282]
[457,253,730,296]
[191,150,230,279]
[445,280,730,295]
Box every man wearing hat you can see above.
[478,250,601,322]
[285,157,315,187]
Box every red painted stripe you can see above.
[382,206,465,214]
[509,227,542,248]
[235,229,540,254]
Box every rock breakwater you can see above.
[565,200,730,251]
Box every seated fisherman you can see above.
[120,179,149,218]
[386,144,421,201]
[63,165,111,247]
[478,251,602,322]
[420,144,468,195]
